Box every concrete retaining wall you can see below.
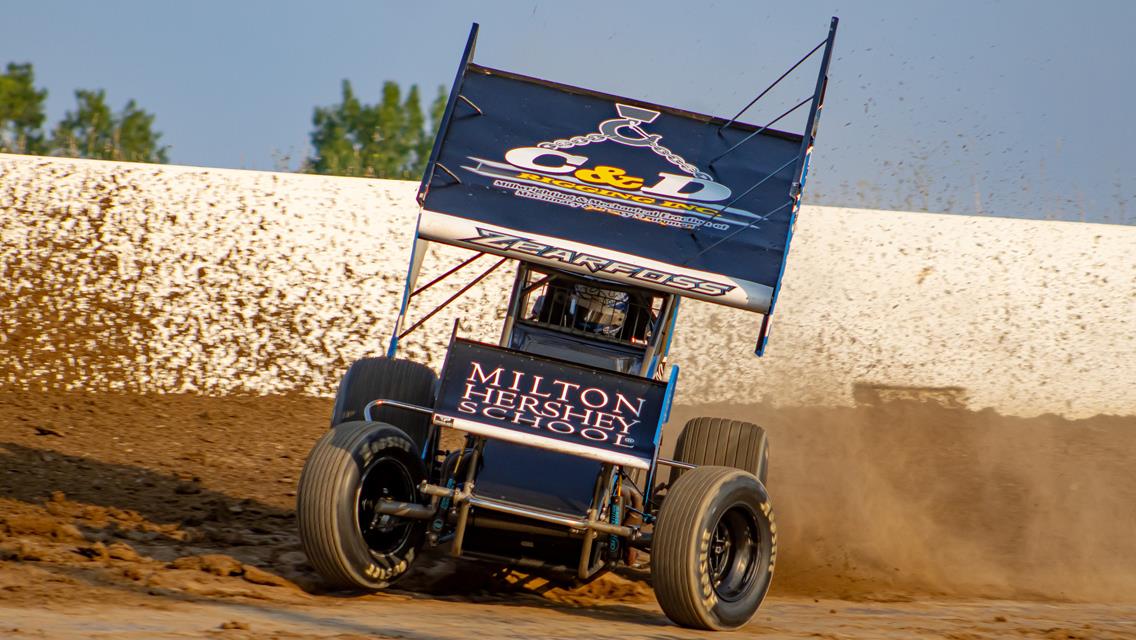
[1,154,1132,418]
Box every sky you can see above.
[3,0,1134,224]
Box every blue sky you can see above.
[3,1,1133,223]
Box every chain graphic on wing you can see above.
[536,104,712,180]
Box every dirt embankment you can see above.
[2,388,1134,611]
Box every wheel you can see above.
[651,466,776,630]
[297,421,426,590]
[329,357,437,450]
[672,417,769,485]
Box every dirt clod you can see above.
[106,542,142,562]
[174,482,201,495]
[197,554,244,576]
[0,541,44,562]
[4,514,58,537]
[241,565,295,589]
[74,542,108,560]
[52,523,84,541]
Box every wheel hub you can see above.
[707,504,761,602]
[357,455,416,556]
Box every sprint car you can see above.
[296,19,838,630]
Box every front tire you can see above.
[297,421,426,590]
[651,466,776,630]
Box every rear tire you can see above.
[330,357,437,450]
[297,421,426,590]
[672,417,769,485]
[651,466,776,630]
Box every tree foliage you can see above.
[307,80,446,179]
[3,61,447,172]
[51,89,168,163]
[0,63,48,154]
[0,61,167,163]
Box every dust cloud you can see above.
[669,400,1136,602]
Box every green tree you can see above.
[420,85,446,169]
[307,80,447,179]
[51,89,168,163]
[0,62,48,154]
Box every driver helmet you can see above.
[571,285,629,337]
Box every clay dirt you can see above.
[1,389,1134,638]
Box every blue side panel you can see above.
[656,364,679,442]
[475,441,600,516]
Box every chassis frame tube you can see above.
[418,481,634,538]
[374,500,436,520]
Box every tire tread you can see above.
[672,417,769,485]
[330,357,436,449]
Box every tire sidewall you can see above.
[687,473,776,629]
[334,426,426,588]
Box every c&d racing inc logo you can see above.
[462,104,761,232]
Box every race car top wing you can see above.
[416,20,837,354]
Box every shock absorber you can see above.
[434,446,466,533]
[609,473,622,553]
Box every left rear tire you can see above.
[329,357,437,451]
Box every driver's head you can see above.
[571,285,628,337]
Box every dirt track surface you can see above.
[2,390,1135,638]
[3,595,1134,639]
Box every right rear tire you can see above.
[651,466,776,630]
[297,421,426,590]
